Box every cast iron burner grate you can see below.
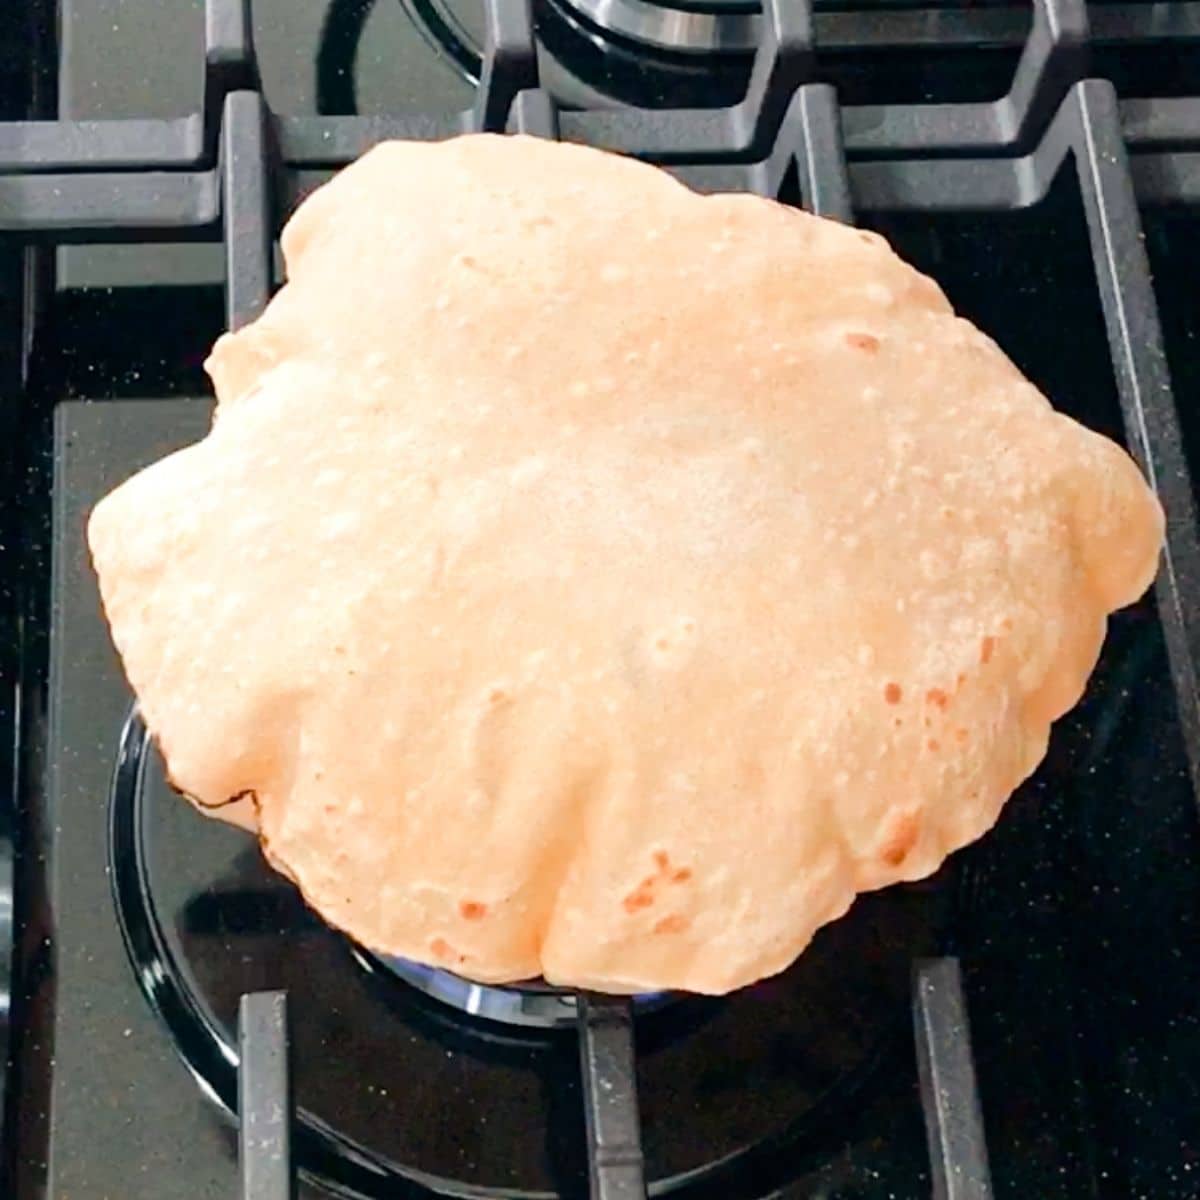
[5,0,1200,1196]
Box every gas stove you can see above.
[3,1,1200,1197]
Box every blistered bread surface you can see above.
[89,134,1164,993]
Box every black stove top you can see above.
[4,1,1200,1197]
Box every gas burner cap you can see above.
[360,950,674,1028]
[562,0,760,54]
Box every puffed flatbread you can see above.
[89,134,1163,993]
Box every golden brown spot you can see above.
[878,810,921,867]
[671,868,693,884]
[622,886,655,913]
[845,332,880,353]
[926,688,949,709]
[459,901,487,921]
[980,635,995,664]
[884,682,903,704]
[653,850,670,872]
[653,915,689,935]
[1001,617,1014,632]
[430,937,455,960]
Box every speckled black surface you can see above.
[4,2,1200,1197]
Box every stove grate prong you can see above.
[473,0,538,134]
[220,89,272,331]
[238,990,296,1200]
[577,994,647,1200]
[914,957,994,1200]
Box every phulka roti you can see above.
[89,135,1163,993]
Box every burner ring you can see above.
[561,0,760,54]
[361,950,676,1028]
